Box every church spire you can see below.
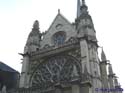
[77,0,81,18]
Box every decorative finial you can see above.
[33,20,39,29]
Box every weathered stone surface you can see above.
[18,0,122,93]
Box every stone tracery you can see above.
[31,55,81,90]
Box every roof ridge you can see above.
[0,61,19,73]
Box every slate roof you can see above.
[0,61,18,73]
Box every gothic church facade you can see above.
[19,0,122,93]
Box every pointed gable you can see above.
[40,13,77,48]
[48,13,72,31]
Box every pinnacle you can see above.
[33,20,39,30]
[101,48,107,62]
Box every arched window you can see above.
[53,31,66,45]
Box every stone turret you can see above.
[76,0,96,41]
[76,1,102,93]
[25,20,41,53]
[81,0,88,15]
[19,20,41,88]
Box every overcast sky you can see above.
[0,0,124,91]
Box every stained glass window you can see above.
[53,31,66,45]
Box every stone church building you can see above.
[18,0,123,93]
